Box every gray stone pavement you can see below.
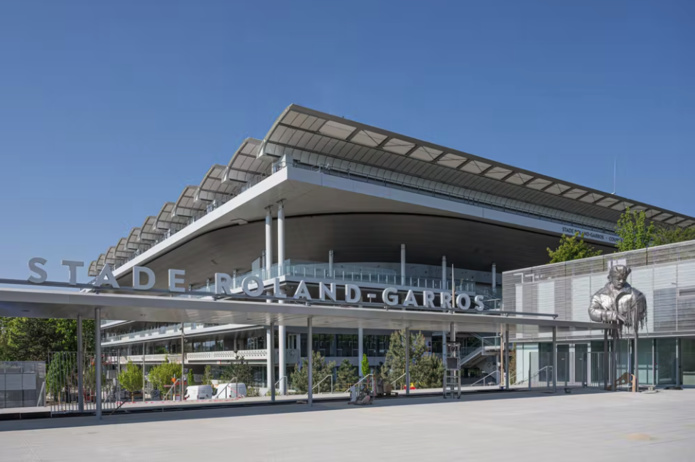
[1,388,694,461]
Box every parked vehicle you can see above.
[213,383,246,399]
[184,385,213,400]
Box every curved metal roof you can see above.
[92,105,694,270]
[263,105,694,231]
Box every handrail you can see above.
[345,373,373,393]
[275,376,288,391]
[163,377,180,401]
[516,365,554,386]
[390,373,406,387]
[469,370,499,387]
[312,374,334,394]
[215,377,240,399]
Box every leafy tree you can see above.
[381,329,442,389]
[336,359,358,391]
[187,369,195,386]
[202,365,214,385]
[220,356,254,387]
[412,354,444,388]
[290,351,336,394]
[0,318,95,361]
[118,361,143,401]
[616,208,655,252]
[361,353,370,376]
[653,225,695,247]
[148,359,182,397]
[547,232,602,263]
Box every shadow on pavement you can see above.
[0,387,609,432]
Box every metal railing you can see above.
[313,374,334,394]
[345,373,374,393]
[468,370,500,387]
[275,376,289,393]
[215,378,242,399]
[390,373,407,390]
[516,365,554,389]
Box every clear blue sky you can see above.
[0,1,693,282]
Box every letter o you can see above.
[456,293,471,310]
[242,276,265,297]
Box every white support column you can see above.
[405,327,410,396]
[307,318,313,407]
[279,325,286,395]
[265,207,273,279]
[181,325,185,399]
[77,314,84,413]
[400,244,406,286]
[552,327,558,393]
[441,256,446,291]
[358,327,364,377]
[328,250,334,277]
[266,327,273,393]
[277,201,285,276]
[277,201,286,395]
[269,322,276,402]
[94,307,102,420]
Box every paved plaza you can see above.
[1,389,694,461]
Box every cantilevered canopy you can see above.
[155,202,188,230]
[0,288,611,335]
[264,105,695,230]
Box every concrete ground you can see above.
[1,389,693,461]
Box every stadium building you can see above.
[89,105,695,391]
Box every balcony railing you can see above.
[108,349,300,364]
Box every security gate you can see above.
[47,352,122,414]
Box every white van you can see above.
[184,385,213,400]
[213,382,247,399]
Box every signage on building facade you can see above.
[26,258,487,311]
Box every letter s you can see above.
[28,257,48,283]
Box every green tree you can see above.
[0,318,96,361]
[187,369,195,386]
[220,356,254,387]
[118,361,143,401]
[547,232,603,263]
[381,329,441,389]
[336,359,358,391]
[148,359,182,397]
[616,208,655,252]
[202,365,214,385]
[653,225,695,247]
[361,353,370,376]
[290,351,336,394]
[412,354,444,388]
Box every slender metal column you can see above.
[504,326,510,390]
[307,317,313,407]
[94,307,102,420]
[277,202,286,395]
[77,314,84,412]
[358,327,364,377]
[265,207,273,279]
[142,342,146,402]
[676,337,681,388]
[612,332,618,391]
[328,250,334,277]
[269,322,276,402]
[405,327,410,396]
[266,327,273,394]
[603,331,609,390]
[552,327,557,393]
[633,331,639,392]
[652,339,656,386]
[181,325,185,400]
[400,244,406,286]
[441,256,446,291]
[491,263,497,294]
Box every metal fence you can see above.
[0,362,46,409]
[47,352,123,414]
